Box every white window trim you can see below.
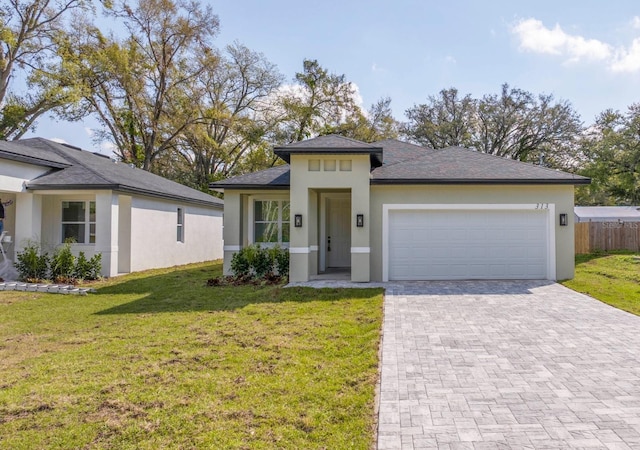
[248,195,290,247]
[381,203,556,282]
[61,200,96,245]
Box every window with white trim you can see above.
[61,201,96,244]
[177,207,184,242]
[253,200,290,246]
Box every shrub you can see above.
[230,249,250,277]
[250,245,272,278]
[87,253,102,280]
[74,252,91,280]
[15,241,49,282]
[229,245,289,281]
[51,241,76,283]
[271,246,290,278]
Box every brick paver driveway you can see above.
[378,281,640,449]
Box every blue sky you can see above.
[27,0,640,154]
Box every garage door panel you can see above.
[389,209,548,280]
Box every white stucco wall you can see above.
[0,160,49,193]
[129,196,223,272]
[39,192,222,276]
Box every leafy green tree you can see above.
[322,96,399,142]
[577,106,640,205]
[64,0,219,171]
[403,88,475,149]
[275,59,360,143]
[0,0,87,139]
[171,42,283,188]
[403,84,582,168]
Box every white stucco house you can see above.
[211,135,590,283]
[0,138,223,277]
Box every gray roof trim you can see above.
[0,150,70,169]
[211,185,290,190]
[27,182,224,208]
[371,178,591,186]
[274,147,384,167]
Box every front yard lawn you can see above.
[562,252,640,316]
[0,261,383,449]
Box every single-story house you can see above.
[575,206,640,223]
[0,138,223,277]
[211,135,590,282]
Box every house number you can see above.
[535,203,549,209]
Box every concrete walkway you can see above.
[378,281,640,449]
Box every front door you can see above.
[327,197,351,267]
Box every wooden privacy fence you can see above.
[575,222,640,254]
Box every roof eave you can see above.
[0,151,70,169]
[371,178,591,185]
[26,183,223,209]
[208,184,290,190]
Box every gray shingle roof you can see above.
[274,134,383,167]
[5,138,222,208]
[0,139,70,168]
[210,138,590,189]
[370,146,590,184]
[210,165,290,190]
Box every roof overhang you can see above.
[0,150,70,169]
[371,178,591,185]
[26,183,223,209]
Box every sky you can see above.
[25,0,640,155]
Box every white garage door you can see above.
[388,209,549,280]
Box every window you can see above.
[177,208,184,242]
[253,200,290,245]
[61,201,96,244]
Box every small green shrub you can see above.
[250,246,272,278]
[15,241,49,282]
[230,249,250,277]
[74,252,91,280]
[51,241,76,283]
[229,245,289,281]
[87,253,102,280]
[271,246,289,278]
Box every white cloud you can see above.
[511,18,611,62]
[611,38,640,73]
[511,17,640,73]
[49,137,68,144]
[444,55,457,64]
[84,127,94,137]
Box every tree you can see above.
[171,42,283,189]
[0,0,87,139]
[475,84,581,165]
[402,84,582,168]
[64,0,219,171]
[323,96,399,142]
[577,106,640,205]
[275,59,360,144]
[403,88,475,149]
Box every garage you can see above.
[387,206,552,280]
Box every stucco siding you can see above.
[0,160,49,193]
[129,196,222,272]
[370,185,576,282]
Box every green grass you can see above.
[0,261,384,449]
[562,252,640,316]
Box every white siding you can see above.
[129,196,222,272]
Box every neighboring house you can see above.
[211,135,590,282]
[574,206,640,223]
[0,138,223,277]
